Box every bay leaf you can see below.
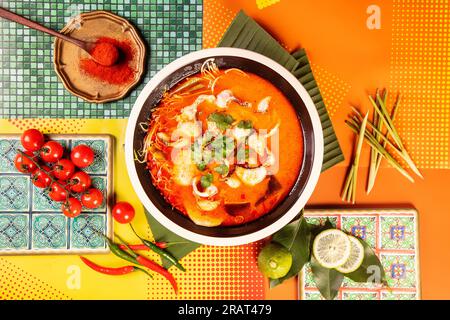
[310,255,344,300]
[345,237,387,285]
[269,214,311,288]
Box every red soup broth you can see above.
[145,68,303,227]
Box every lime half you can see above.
[258,243,293,279]
[312,229,351,269]
[336,236,365,273]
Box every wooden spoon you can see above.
[0,7,118,66]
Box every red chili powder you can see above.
[79,37,135,85]
[90,42,119,66]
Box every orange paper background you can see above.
[204,0,450,299]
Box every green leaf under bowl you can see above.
[144,208,201,269]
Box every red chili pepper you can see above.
[114,234,179,294]
[118,243,167,251]
[80,256,152,278]
[136,255,178,294]
[155,241,168,249]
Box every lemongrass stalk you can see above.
[367,90,386,193]
[345,121,414,183]
[341,165,353,202]
[351,112,420,174]
[370,95,423,179]
[352,112,368,203]
[341,113,368,203]
[374,94,400,175]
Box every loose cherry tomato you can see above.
[71,145,95,168]
[31,165,52,188]
[81,188,103,209]
[62,197,82,218]
[40,141,64,163]
[14,151,38,173]
[112,202,135,224]
[21,129,44,152]
[48,181,69,202]
[69,171,92,193]
[53,159,75,181]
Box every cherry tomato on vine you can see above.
[112,202,135,224]
[69,171,92,193]
[14,151,38,173]
[71,145,95,168]
[48,181,69,202]
[53,159,75,181]
[40,141,64,163]
[31,165,52,188]
[62,197,82,218]
[21,129,44,152]
[81,188,103,209]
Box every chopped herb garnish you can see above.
[196,162,207,171]
[210,135,235,160]
[237,120,253,129]
[207,112,235,130]
[200,173,213,189]
[214,164,229,176]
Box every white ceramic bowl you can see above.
[125,48,323,246]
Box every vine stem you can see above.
[17,149,77,200]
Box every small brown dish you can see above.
[53,11,146,103]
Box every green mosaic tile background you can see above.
[0,0,203,118]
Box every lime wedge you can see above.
[312,229,351,269]
[257,243,292,279]
[336,236,364,273]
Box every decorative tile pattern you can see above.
[72,139,107,174]
[380,291,417,300]
[0,0,203,119]
[341,216,377,248]
[303,291,327,300]
[70,214,105,249]
[32,214,67,249]
[0,176,30,211]
[32,184,62,212]
[381,254,417,289]
[380,216,415,250]
[300,209,420,300]
[0,139,21,173]
[304,216,338,228]
[87,176,107,212]
[342,291,378,300]
[0,134,112,254]
[0,214,29,249]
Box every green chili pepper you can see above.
[92,228,139,265]
[129,224,186,272]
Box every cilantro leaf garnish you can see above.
[200,173,213,189]
[207,112,235,130]
[237,120,253,129]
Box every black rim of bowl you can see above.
[132,55,315,237]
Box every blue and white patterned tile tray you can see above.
[299,209,421,300]
[0,134,113,255]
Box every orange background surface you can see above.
[206,0,450,299]
[1,0,449,300]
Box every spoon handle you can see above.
[0,7,87,50]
